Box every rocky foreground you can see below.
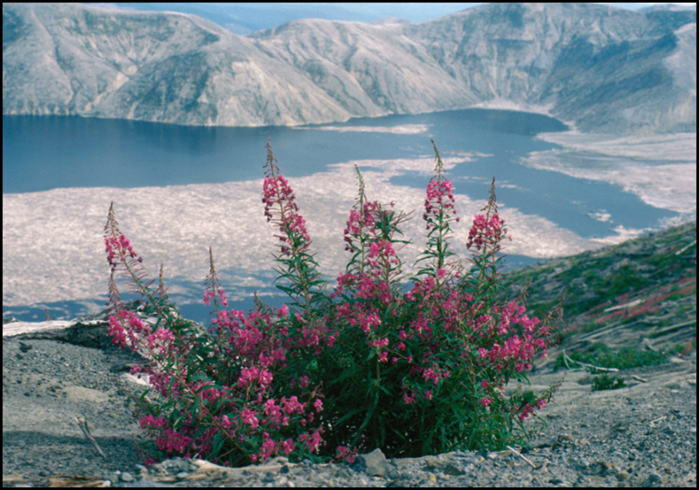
[2,222,696,487]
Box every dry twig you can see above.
[506,445,538,469]
[75,416,106,458]
[562,350,619,373]
[675,239,696,255]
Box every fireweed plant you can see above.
[104,138,561,467]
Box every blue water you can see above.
[3,109,566,193]
[2,109,679,324]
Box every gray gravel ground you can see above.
[2,333,696,487]
[3,338,147,483]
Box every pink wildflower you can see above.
[240,408,259,429]
[424,178,458,231]
[282,439,295,455]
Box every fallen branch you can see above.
[75,416,106,458]
[649,319,696,339]
[675,239,696,256]
[506,445,538,469]
[603,299,642,313]
[562,350,619,373]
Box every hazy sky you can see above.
[306,3,696,22]
[91,3,696,29]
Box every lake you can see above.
[2,110,680,324]
[4,109,570,193]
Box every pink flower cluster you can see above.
[335,273,392,308]
[466,213,510,251]
[203,289,228,307]
[366,240,400,273]
[262,173,310,254]
[108,308,151,351]
[252,432,297,462]
[422,366,451,386]
[237,366,274,389]
[334,445,357,463]
[105,233,142,269]
[343,201,380,251]
[475,301,549,372]
[232,394,326,463]
[155,429,192,455]
[299,428,325,453]
[423,178,459,231]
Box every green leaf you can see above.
[331,406,366,431]
[209,431,227,459]
[355,392,378,437]
[327,363,363,388]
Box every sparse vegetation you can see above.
[553,343,669,372]
[594,264,649,299]
[591,374,626,392]
[667,339,697,357]
[499,221,696,357]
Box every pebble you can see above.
[80,435,692,488]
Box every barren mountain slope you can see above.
[3,3,695,133]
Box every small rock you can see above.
[443,463,464,476]
[647,471,662,484]
[421,455,441,470]
[616,471,630,481]
[120,472,134,482]
[352,448,390,478]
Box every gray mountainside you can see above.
[3,3,696,134]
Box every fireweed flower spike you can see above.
[102,138,560,469]
[104,201,155,351]
[415,139,461,286]
[343,165,374,269]
[204,246,228,322]
[462,177,513,317]
[341,164,412,286]
[262,138,326,314]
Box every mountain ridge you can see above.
[3,2,696,134]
